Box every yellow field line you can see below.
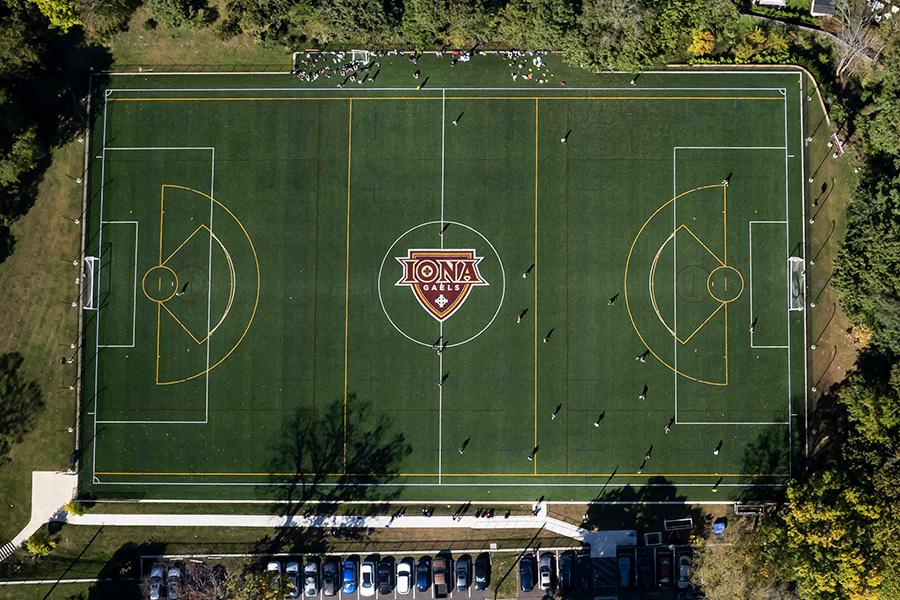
[161,302,205,345]
[679,302,725,345]
[154,185,261,386]
[155,303,161,384]
[95,470,785,478]
[623,184,728,386]
[108,96,785,103]
[533,97,539,475]
[681,225,725,267]
[724,304,729,385]
[723,184,728,264]
[343,99,353,474]
[162,224,205,265]
[158,186,165,263]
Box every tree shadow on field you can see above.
[0,352,45,464]
[84,540,166,600]
[737,427,791,503]
[256,393,412,552]
[581,476,705,544]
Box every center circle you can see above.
[706,265,744,303]
[378,221,506,348]
[141,265,179,303]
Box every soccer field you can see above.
[78,58,809,503]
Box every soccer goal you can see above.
[351,49,371,64]
[789,256,805,311]
[82,256,99,310]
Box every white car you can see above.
[538,553,554,591]
[396,559,413,595]
[167,564,183,600]
[148,565,164,600]
[305,559,320,597]
[286,561,301,598]
[360,561,376,597]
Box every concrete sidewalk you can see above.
[0,471,77,562]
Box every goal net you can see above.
[82,256,99,310]
[351,49,371,64]
[789,256,804,311]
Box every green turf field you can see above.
[78,57,809,503]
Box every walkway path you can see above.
[0,471,77,562]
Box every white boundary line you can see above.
[799,74,809,463]
[672,145,792,427]
[93,480,786,488]
[91,72,802,494]
[92,94,109,484]
[106,86,791,93]
[97,220,139,348]
[748,220,789,349]
[104,68,809,77]
[782,94,793,477]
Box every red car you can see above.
[656,551,673,589]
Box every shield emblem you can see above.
[396,249,489,321]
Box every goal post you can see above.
[789,256,805,311]
[351,49,371,64]
[82,256,99,310]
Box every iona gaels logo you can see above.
[396,249,489,321]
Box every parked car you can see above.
[378,558,395,594]
[433,556,450,598]
[637,552,653,589]
[342,558,358,594]
[267,562,282,593]
[304,559,320,597]
[539,552,554,591]
[677,554,692,589]
[559,551,577,594]
[577,555,593,594]
[474,553,491,591]
[416,556,432,592]
[657,551,673,589]
[167,563,183,600]
[617,554,632,589]
[322,557,339,596]
[455,555,471,592]
[396,558,413,595]
[285,562,301,599]
[360,560,376,597]
[519,553,536,592]
[148,564,164,600]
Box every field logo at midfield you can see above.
[396,249,489,321]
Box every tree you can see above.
[834,0,879,80]
[227,568,284,600]
[318,0,396,43]
[224,0,318,42]
[860,43,900,160]
[838,360,900,446]
[833,177,900,354]
[647,0,739,59]
[0,4,44,78]
[568,0,654,71]
[144,0,202,28]
[26,0,81,31]
[498,0,577,50]
[72,0,138,39]
[0,128,42,189]
[687,29,715,57]
[401,0,492,48]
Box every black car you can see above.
[377,559,394,594]
[519,553,536,592]
[455,555,471,592]
[636,551,654,589]
[577,555,593,595]
[322,557,339,597]
[416,556,432,592]
[559,551,577,595]
[474,553,491,591]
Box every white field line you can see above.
[205,148,216,424]
[105,86,792,93]
[799,75,810,462]
[438,89,446,484]
[97,220,139,348]
[783,95,793,475]
[92,94,109,483]
[105,69,807,77]
[92,480,788,488]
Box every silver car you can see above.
[286,561,301,598]
[167,564,183,599]
[305,559,320,597]
[148,564,164,600]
